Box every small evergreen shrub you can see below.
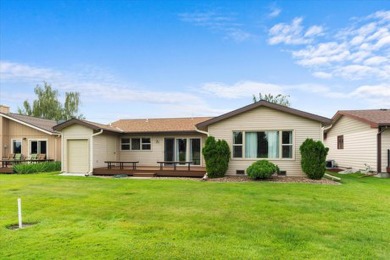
[246,160,278,179]
[202,136,231,178]
[13,161,61,174]
[299,139,329,179]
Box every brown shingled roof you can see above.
[1,113,58,134]
[333,109,390,128]
[111,117,212,133]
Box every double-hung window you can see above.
[232,131,243,158]
[232,130,293,159]
[337,135,344,149]
[281,131,293,158]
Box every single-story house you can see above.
[54,101,331,176]
[53,117,211,174]
[0,105,61,161]
[324,109,390,173]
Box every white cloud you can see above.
[269,10,390,81]
[200,81,284,99]
[178,11,253,42]
[268,17,324,45]
[0,60,206,108]
[268,7,281,18]
[304,25,324,37]
[293,42,350,66]
[0,61,62,82]
[350,84,390,107]
[351,84,390,98]
[364,56,387,65]
[312,71,333,79]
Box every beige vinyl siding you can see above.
[208,106,323,176]
[119,134,207,166]
[61,125,93,172]
[325,116,377,171]
[67,139,89,173]
[382,129,390,171]
[93,134,119,168]
[1,118,60,161]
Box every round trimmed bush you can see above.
[246,160,278,179]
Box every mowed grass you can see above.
[0,173,389,259]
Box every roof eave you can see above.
[121,130,205,135]
[196,101,331,128]
[0,113,57,135]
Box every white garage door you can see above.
[68,140,89,173]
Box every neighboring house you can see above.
[53,117,211,174]
[0,105,61,161]
[324,109,390,173]
[54,101,331,176]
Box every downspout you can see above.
[377,126,389,173]
[322,124,332,143]
[90,129,104,174]
[54,134,61,162]
[61,133,65,172]
[195,126,209,179]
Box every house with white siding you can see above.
[324,109,390,174]
[54,101,331,177]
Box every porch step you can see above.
[132,172,157,178]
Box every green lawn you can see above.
[1,173,389,259]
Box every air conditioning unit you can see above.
[326,160,337,169]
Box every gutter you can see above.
[195,127,209,137]
[89,129,104,174]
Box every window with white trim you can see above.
[30,140,47,155]
[232,130,293,159]
[232,131,243,158]
[121,137,151,151]
[121,138,130,150]
[12,140,22,154]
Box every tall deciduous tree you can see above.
[18,82,84,121]
[253,93,291,107]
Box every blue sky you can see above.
[0,0,389,123]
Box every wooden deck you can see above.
[0,167,14,174]
[93,165,206,178]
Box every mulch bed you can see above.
[204,175,340,184]
[93,174,339,184]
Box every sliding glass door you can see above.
[164,138,201,165]
[190,139,201,165]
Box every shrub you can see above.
[202,136,231,178]
[13,161,61,174]
[299,139,329,179]
[246,160,278,179]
